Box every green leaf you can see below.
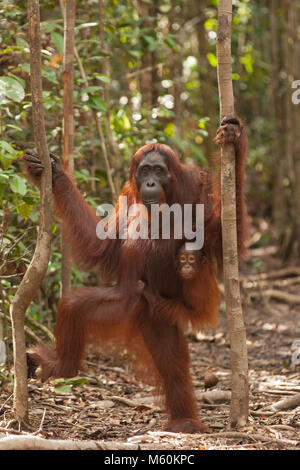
[128,50,141,59]
[6,124,23,132]
[42,69,58,85]
[9,175,27,195]
[0,76,25,103]
[206,52,218,68]
[75,22,98,30]
[41,22,63,32]
[144,35,159,52]
[164,122,175,137]
[16,201,33,219]
[239,54,254,74]
[51,32,64,54]
[198,117,209,130]
[51,376,88,394]
[81,86,103,95]
[160,3,171,12]
[16,37,29,49]
[88,95,107,112]
[204,18,217,30]
[0,173,9,182]
[21,63,30,73]
[164,35,178,51]
[65,377,88,386]
[54,384,73,394]
[94,74,111,84]
[0,140,17,155]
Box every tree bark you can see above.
[10,0,52,425]
[291,2,300,256]
[216,0,249,429]
[137,0,153,112]
[98,0,121,194]
[194,1,216,158]
[284,0,300,257]
[61,0,75,295]
[269,0,286,235]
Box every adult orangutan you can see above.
[22,115,248,433]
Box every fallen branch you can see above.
[251,392,300,415]
[241,266,300,281]
[273,393,300,411]
[250,289,300,304]
[205,431,299,447]
[110,395,151,408]
[0,435,138,450]
[113,390,232,409]
[242,276,300,289]
[196,390,231,404]
[0,428,23,436]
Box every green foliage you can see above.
[0,76,25,103]
[51,377,89,394]
[0,0,281,344]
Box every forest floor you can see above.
[1,233,300,451]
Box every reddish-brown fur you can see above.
[24,117,248,433]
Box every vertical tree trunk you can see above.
[269,0,286,236]
[61,0,75,296]
[10,0,52,425]
[194,0,217,158]
[149,0,160,107]
[73,46,117,202]
[171,0,184,143]
[282,0,300,257]
[59,0,116,202]
[291,1,300,256]
[0,320,5,364]
[137,0,153,112]
[98,0,121,194]
[216,0,249,429]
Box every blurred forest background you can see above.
[0,0,300,363]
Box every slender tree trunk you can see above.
[10,0,52,425]
[269,0,286,236]
[61,0,75,295]
[149,0,160,106]
[98,0,121,194]
[74,47,117,202]
[216,0,249,429]
[60,0,116,204]
[171,0,184,143]
[194,0,216,158]
[291,1,300,256]
[0,208,10,365]
[137,0,153,112]
[282,0,300,257]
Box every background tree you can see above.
[10,0,52,425]
[216,0,249,429]
[60,0,75,295]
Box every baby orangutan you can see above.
[177,244,200,281]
